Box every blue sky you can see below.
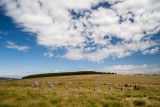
[0,0,160,78]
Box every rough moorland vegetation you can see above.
[0,74,160,107]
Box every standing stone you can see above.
[48,83,54,89]
[129,87,133,91]
[109,87,112,91]
[121,87,124,91]
[64,86,69,90]
[94,87,100,91]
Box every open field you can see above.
[0,74,160,107]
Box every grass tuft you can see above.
[133,100,146,106]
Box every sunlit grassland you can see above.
[0,74,160,107]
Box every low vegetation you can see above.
[0,74,160,107]
[133,100,146,106]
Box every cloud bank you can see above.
[102,64,160,74]
[0,0,160,62]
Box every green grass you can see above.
[0,74,160,107]
[133,100,146,106]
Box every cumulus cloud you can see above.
[6,41,30,52]
[102,64,160,74]
[63,47,84,60]
[0,0,160,62]
[43,51,54,58]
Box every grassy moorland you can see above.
[0,74,160,107]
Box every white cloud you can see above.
[63,47,84,60]
[0,0,160,62]
[142,47,159,55]
[102,64,160,74]
[6,41,30,52]
[43,51,54,58]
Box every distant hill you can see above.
[0,77,19,80]
[22,71,116,79]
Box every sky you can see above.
[0,0,160,78]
